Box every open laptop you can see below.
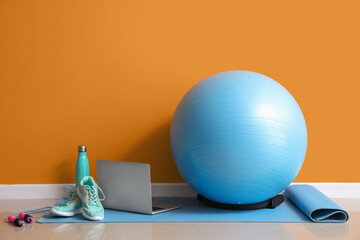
[96,160,181,215]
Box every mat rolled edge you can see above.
[284,185,349,223]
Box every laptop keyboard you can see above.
[152,206,165,211]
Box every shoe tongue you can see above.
[87,177,96,189]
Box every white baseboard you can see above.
[290,183,360,198]
[0,183,359,199]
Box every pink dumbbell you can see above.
[8,216,25,227]
[19,212,34,223]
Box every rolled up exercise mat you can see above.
[284,185,349,223]
[37,185,349,223]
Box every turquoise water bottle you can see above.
[76,145,89,188]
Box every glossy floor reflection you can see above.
[0,198,359,240]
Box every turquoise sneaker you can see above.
[50,186,82,217]
[76,176,105,221]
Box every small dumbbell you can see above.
[19,212,34,223]
[8,216,25,227]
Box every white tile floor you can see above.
[0,198,359,240]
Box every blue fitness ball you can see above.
[170,71,307,205]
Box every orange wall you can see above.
[0,0,359,184]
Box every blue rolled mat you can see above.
[38,185,348,223]
[284,185,349,223]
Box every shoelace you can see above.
[82,185,105,207]
[59,186,79,206]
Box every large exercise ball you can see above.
[170,71,307,205]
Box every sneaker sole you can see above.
[76,187,104,221]
[81,209,104,221]
[50,208,82,217]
